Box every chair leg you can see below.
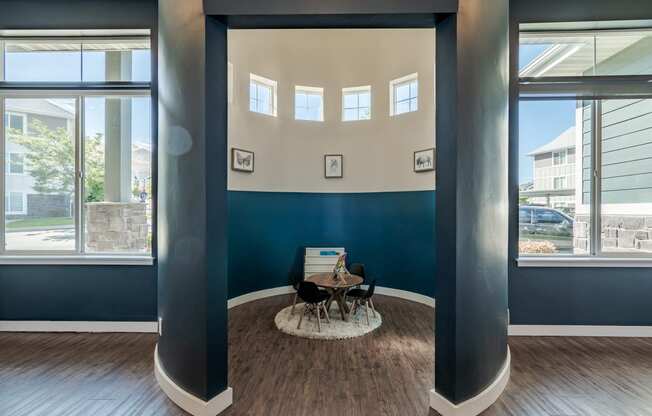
[297,304,307,330]
[370,298,377,317]
[348,299,357,320]
[316,304,322,332]
[290,292,298,315]
[322,303,331,323]
[365,301,370,325]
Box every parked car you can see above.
[519,205,574,253]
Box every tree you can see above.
[12,119,105,202]
[84,133,105,202]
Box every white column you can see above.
[104,51,133,202]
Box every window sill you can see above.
[0,255,155,266]
[517,256,652,268]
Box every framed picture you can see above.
[231,148,254,173]
[414,148,435,172]
[324,154,343,178]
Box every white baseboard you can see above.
[227,286,295,309]
[0,320,158,333]
[154,345,232,416]
[429,347,511,416]
[374,286,435,308]
[509,325,652,337]
[227,285,435,309]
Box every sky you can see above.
[4,49,151,145]
[517,44,576,184]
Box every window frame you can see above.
[5,111,27,134]
[342,85,371,121]
[294,85,324,122]
[553,176,567,190]
[249,73,277,117]
[0,33,153,264]
[389,73,418,116]
[5,152,25,175]
[517,24,652,266]
[552,149,567,166]
[5,191,25,215]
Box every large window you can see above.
[390,73,418,116]
[342,86,371,121]
[0,32,152,259]
[295,86,324,121]
[518,23,652,261]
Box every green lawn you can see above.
[6,217,74,229]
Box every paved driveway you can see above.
[6,228,75,251]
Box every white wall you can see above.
[227,29,436,193]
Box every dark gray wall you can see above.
[157,0,228,401]
[0,0,155,30]
[204,0,457,15]
[509,0,652,326]
[435,0,509,405]
[0,0,157,322]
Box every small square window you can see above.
[342,86,371,121]
[553,150,567,166]
[249,73,277,117]
[295,86,324,121]
[4,112,26,134]
[390,73,418,116]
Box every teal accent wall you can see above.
[227,190,436,299]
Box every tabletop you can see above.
[306,273,363,289]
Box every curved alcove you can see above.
[227,28,437,301]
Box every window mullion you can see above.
[591,100,603,257]
[75,96,84,254]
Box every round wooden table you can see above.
[306,273,363,322]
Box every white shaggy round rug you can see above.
[274,303,382,340]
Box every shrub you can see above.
[519,240,557,254]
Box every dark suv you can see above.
[519,206,574,252]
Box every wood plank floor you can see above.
[2,294,652,415]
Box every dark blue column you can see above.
[157,0,229,403]
[435,0,510,405]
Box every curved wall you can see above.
[227,29,437,298]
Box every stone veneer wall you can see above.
[574,215,652,253]
[85,202,148,252]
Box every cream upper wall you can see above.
[228,29,435,193]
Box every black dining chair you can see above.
[296,281,331,332]
[346,279,377,325]
[348,263,366,285]
[290,274,303,315]
[290,274,329,315]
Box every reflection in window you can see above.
[342,86,371,121]
[295,86,324,121]
[390,73,418,116]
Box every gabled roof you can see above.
[528,127,575,156]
